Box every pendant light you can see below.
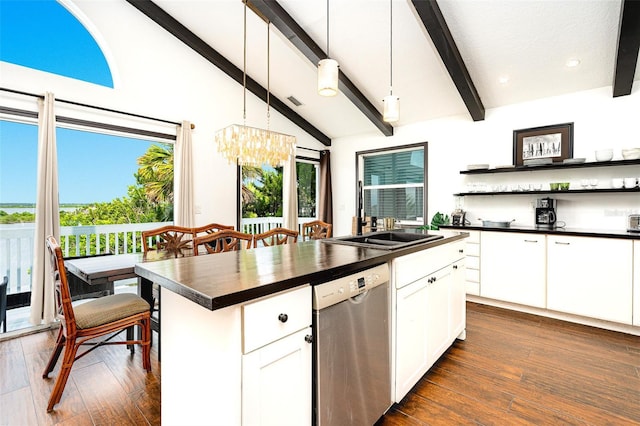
[383,0,399,122]
[215,2,296,167]
[318,0,339,96]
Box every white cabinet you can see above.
[395,277,429,400]
[547,236,633,324]
[450,258,466,340]
[392,240,466,402]
[463,230,481,295]
[242,286,312,425]
[425,265,453,363]
[480,232,546,308]
[634,241,640,326]
[242,327,312,426]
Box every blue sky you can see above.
[0,121,159,204]
[0,0,113,87]
[0,0,164,205]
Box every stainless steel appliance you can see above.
[451,209,466,226]
[313,263,391,425]
[629,214,640,232]
[535,197,557,228]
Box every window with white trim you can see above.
[357,144,427,223]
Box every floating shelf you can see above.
[454,188,640,196]
[460,158,640,174]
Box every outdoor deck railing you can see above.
[1,217,317,295]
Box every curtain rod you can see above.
[0,87,195,129]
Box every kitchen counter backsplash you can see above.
[457,194,639,232]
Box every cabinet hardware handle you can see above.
[304,334,313,344]
[554,242,570,245]
[524,240,537,243]
[458,249,464,253]
[453,265,458,270]
[278,313,288,323]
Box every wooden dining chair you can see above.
[302,220,332,241]
[192,223,234,236]
[253,227,299,248]
[141,225,195,257]
[43,236,151,412]
[193,230,254,254]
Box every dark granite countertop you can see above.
[134,231,468,311]
[440,224,640,240]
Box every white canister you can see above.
[623,177,637,188]
[611,178,624,189]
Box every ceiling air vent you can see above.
[287,96,303,107]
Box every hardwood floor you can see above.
[0,329,160,426]
[381,302,640,426]
[1,302,638,425]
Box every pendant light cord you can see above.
[326,0,330,58]
[267,23,271,130]
[389,0,393,96]
[243,1,247,124]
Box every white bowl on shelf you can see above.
[621,148,640,160]
[595,149,613,161]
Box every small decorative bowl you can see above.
[550,182,569,191]
[595,149,613,161]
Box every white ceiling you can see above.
[152,0,638,142]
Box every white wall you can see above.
[0,0,325,227]
[2,1,637,235]
[330,86,640,236]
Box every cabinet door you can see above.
[548,236,632,324]
[480,232,546,308]
[450,259,466,340]
[395,277,429,400]
[635,241,640,326]
[426,266,452,366]
[242,327,312,426]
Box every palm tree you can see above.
[136,144,174,204]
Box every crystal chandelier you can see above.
[215,2,296,167]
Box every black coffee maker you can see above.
[535,198,557,228]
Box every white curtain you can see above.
[30,92,60,326]
[173,120,194,227]
[282,155,298,232]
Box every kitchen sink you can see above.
[321,231,444,250]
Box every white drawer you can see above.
[465,268,479,283]
[465,230,480,244]
[465,282,480,296]
[465,242,480,257]
[394,241,462,288]
[243,285,311,353]
[466,256,480,270]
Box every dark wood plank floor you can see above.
[381,302,640,426]
[1,302,638,425]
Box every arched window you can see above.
[0,0,113,87]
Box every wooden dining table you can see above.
[64,250,189,346]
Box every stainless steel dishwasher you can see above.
[313,263,391,425]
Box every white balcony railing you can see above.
[1,217,316,296]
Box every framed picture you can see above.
[513,122,574,166]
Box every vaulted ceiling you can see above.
[125,0,640,146]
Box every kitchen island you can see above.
[135,230,468,425]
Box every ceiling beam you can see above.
[124,0,331,146]
[410,0,484,121]
[247,0,394,137]
[613,0,640,97]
